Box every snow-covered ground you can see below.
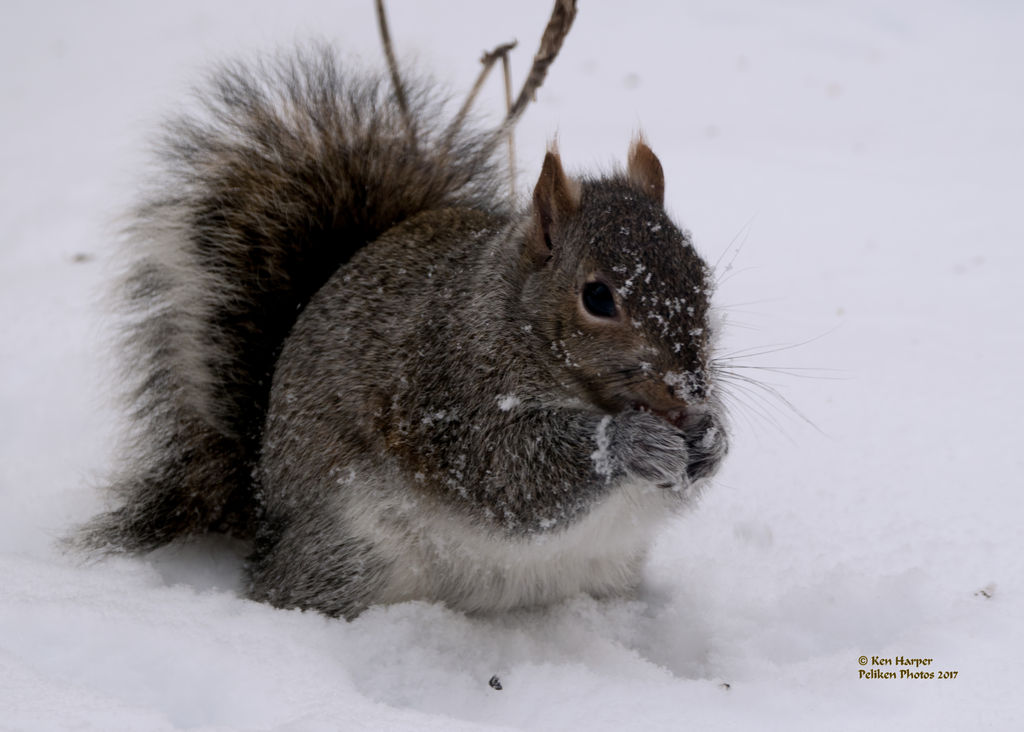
[2,1,1022,729]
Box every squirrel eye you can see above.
[582,281,617,318]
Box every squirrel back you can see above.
[79,47,509,551]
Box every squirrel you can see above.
[74,44,729,619]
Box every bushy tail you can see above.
[76,46,509,552]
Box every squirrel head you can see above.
[519,138,717,425]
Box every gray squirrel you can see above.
[75,45,729,618]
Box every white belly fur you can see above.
[343,476,681,613]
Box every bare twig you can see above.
[444,41,517,144]
[375,0,415,145]
[439,0,578,199]
[500,50,516,196]
[505,0,577,128]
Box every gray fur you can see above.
[75,46,729,618]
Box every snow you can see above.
[2,0,1023,729]
[497,395,521,412]
[590,415,613,477]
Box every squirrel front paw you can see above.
[678,409,728,481]
[594,410,690,487]
[595,408,727,488]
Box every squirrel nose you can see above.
[636,382,690,414]
[665,381,697,407]
[663,367,708,404]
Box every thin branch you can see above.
[505,0,578,128]
[501,50,516,196]
[375,0,415,145]
[441,0,578,199]
[444,41,517,145]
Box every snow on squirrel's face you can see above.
[533,174,718,427]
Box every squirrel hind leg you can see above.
[246,521,385,619]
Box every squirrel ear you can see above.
[528,149,581,266]
[627,136,664,205]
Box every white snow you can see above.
[497,395,521,412]
[664,370,702,400]
[590,415,614,478]
[2,0,1023,729]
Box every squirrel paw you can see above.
[608,410,692,488]
[678,409,728,482]
[607,408,727,489]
